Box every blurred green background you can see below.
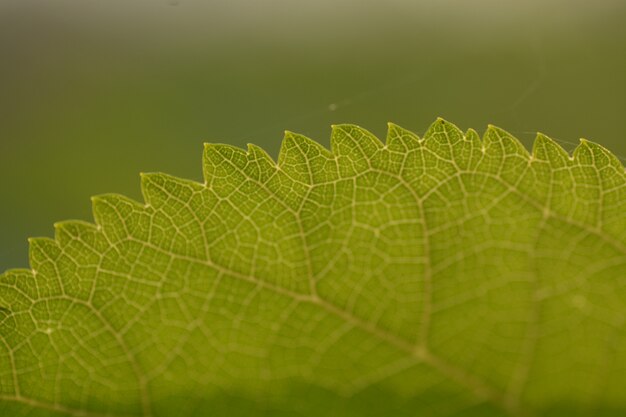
[1,0,625,271]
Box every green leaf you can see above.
[1,119,625,417]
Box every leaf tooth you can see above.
[203,142,248,184]
[330,124,383,157]
[460,128,483,169]
[574,138,625,173]
[140,172,166,208]
[573,138,597,163]
[422,117,464,146]
[245,143,279,182]
[385,122,421,151]
[0,269,32,281]
[574,139,600,168]
[53,220,99,247]
[246,143,275,164]
[203,142,277,185]
[0,268,35,313]
[483,124,531,159]
[140,172,189,208]
[573,139,626,235]
[28,237,61,283]
[330,124,384,177]
[91,194,145,243]
[278,131,334,184]
[141,172,208,221]
[0,268,33,289]
[464,128,481,144]
[531,133,572,166]
[279,131,331,164]
[91,194,145,222]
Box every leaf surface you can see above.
[1,119,625,416]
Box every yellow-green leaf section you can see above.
[1,119,625,417]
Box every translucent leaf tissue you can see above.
[1,119,625,416]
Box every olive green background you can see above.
[1,0,625,271]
